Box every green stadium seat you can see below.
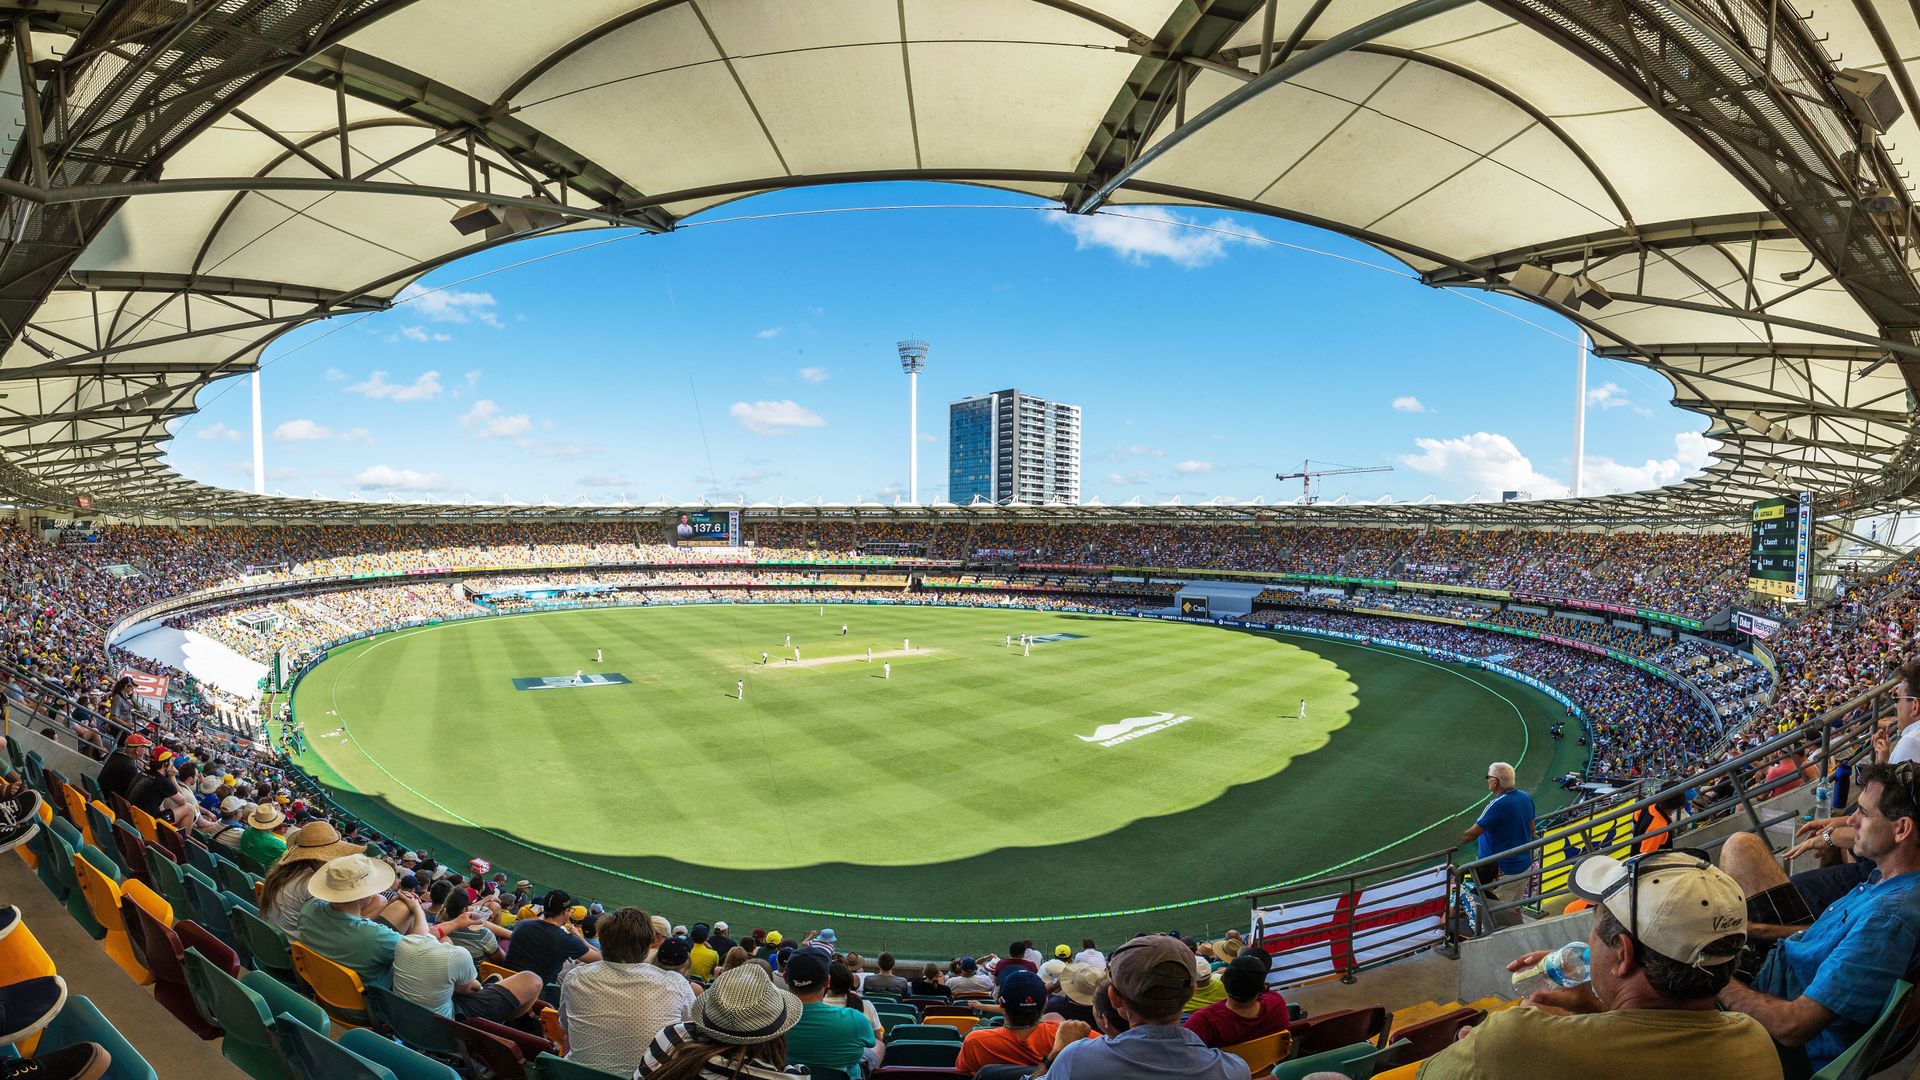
[365,985,467,1070]
[37,995,157,1080]
[340,1029,462,1080]
[1270,1039,1411,1080]
[1813,979,1914,1080]
[886,1024,962,1043]
[883,1040,962,1068]
[230,905,302,989]
[143,843,191,916]
[274,1012,398,1080]
[528,1053,628,1079]
[182,837,217,878]
[42,825,104,939]
[214,853,258,898]
[182,945,326,1080]
[26,819,66,899]
[182,865,240,949]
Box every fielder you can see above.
[866,646,872,662]
[883,662,891,680]
[761,651,769,666]
[738,680,745,700]
[794,646,801,661]
[784,633,792,648]
[841,624,849,636]
[1299,698,1307,719]
[595,648,602,663]
[574,669,584,685]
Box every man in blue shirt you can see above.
[1039,934,1249,1080]
[1461,761,1536,927]
[1719,762,1920,1069]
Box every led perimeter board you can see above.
[1747,493,1813,602]
[674,510,739,547]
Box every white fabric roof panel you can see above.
[0,0,1910,521]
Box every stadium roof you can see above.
[0,0,1915,526]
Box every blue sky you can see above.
[162,182,1712,505]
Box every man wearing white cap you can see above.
[300,853,436,990]
[1417,849,1779,1079]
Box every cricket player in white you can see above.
[738,680,745,700]
[1005,635,1012,647]
[761,651,769,665]
[574,669,584,684]
[841,624,848,636]
[1299,698,1307,719]
[883,662,891,680]
[794,647,801,661]
[866,646,872,662]
[595,648,602,663]
[784,633,792,648]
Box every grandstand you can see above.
[4,1,1920,1079]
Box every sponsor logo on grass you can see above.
[1078,711,1193,747]
[1028,633,1087,645]
[512,673,632,691]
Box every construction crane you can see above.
[1276,459,1395,505]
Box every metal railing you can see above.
[1455,672,1898,935]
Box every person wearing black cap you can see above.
[1036,935,1249,1080]
[1182,954,1289,1048]
[782,947,881,1077]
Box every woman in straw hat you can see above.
[636,962,807,1080]
[259,820,364,938]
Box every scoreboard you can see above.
[1747,493,1813,602]
[674,510,739,547]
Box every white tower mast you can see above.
[897,340,929,504]
[251,370,265,495]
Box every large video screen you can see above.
[674,510,739,547]
[1747,493,1813,602]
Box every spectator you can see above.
[709,920,738,956]
[997,941,1038,977]
[504,890,601,986]
[718,946,752,974]
[1074,939,1106,970]
[1040,945,1072,984]
[1461,762,1535,928]
[258,821,363,939]
[865,953,910,997]
[1185,956,1227,1010]
[94,733,149,803]
[783,948,880,1077]
[689,923,719,981]
[909,962,949,999]
[823,961,883,1046]
[1046,964,1099,1024]
[297,854,431,990]
[1039,935,1247,1080]
[1418,849,1777,1078]
[560,906,695,1075]
[1183,955,1289,1048]
[196,796,247,858]
[238,803,288,873]
[635,962,804,1080]
[949,957,994,997]
[957,970,1076,1075]
[391,923,542,1024]
[441,889,505,965]
[1877,658,1920,764]
[1717,763,1920,1070]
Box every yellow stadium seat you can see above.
[0,911,56,986]
[919,1014,979,1035]
[126,803,161,845]
[71,852,151,985]
[59,784,89,844]
[122,878,173,927]
[478,960,516,982]
[15,799,51,871]
[1221,1030,1293,1078]
[290,939,373,1028]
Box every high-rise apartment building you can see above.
[948,389,1081,505]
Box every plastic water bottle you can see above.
[1510,942,1590,999]
[1813,777,1834,821]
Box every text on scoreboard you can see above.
[1747,493,1812,602]
[674,510,739,547]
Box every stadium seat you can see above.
[918,1004,972,1017]
[183,945,325,1080]
[121,887,218,1039]
[42,822,105,938]
[340,1029,462,1080]
[478,960,516,982]
[1812,979,1915,1080]
[14,797,48,871]
[0,908,56,987]
[230,905,302,990]
[868,1068,962,1080]
[274,1012,399,1080]
[1220,1030,1294,1077]
[447,1017,550,1080]
[527,1053,626,1079]
[71,848,151,984]
[365,986,467,1069]
[152,819,185,863]
[886,1024,963,1043]
[883,1041,962,1068]
[85,801,121,872]
[26,818,64,898]
[214,853,258,898]
[143,843,191,915]
[1387,1007,1483,1062]
[82,774,103,801]
[57,785,90,844]
[804,1068,854,1080]
[182,836,217,878]
[1269,1039,1411,1080]
[1290,1004,1389,1056]
[35,995,157,1080]
[291,940,374,1028]
[125,803,161,845]
[917,1014,979,1036]
[111,820,151,887]
[534,1004,566,1055]
[182,864,240,949]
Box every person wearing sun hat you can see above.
[298,853,433,991]
[238,801,288,872]
[635,961,804,1080]
[1046,962,1100,1024]
[1415,849,1778,1080]
[258,819,365,938]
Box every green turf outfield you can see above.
[288,603,1583,954]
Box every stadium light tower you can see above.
[897,340,930,504]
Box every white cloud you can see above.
[798,366,828,383]
[197,422,241,442]
[338,427,374,445]
[396,283,504,328]
[322,368,346,382]
[347,370,443,402]
[1585,382,1629,409]
[352,465,443,491]
[1174,460,1213,475]
[1392,395,1429,413]
[519,440,590,460]
[460,400,532,439]
[577,471,630,488]
[1108,470,1151,486]
[757,327,784,339]
[1128,444,1165,458]
[272,419,332,443]
[730,399,826,435]
[1580,431,1717,494]
[395,326,453,344]
[1053,206,1261,268]
[1401,432,1569,499]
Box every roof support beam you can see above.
[62,271,390,311]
